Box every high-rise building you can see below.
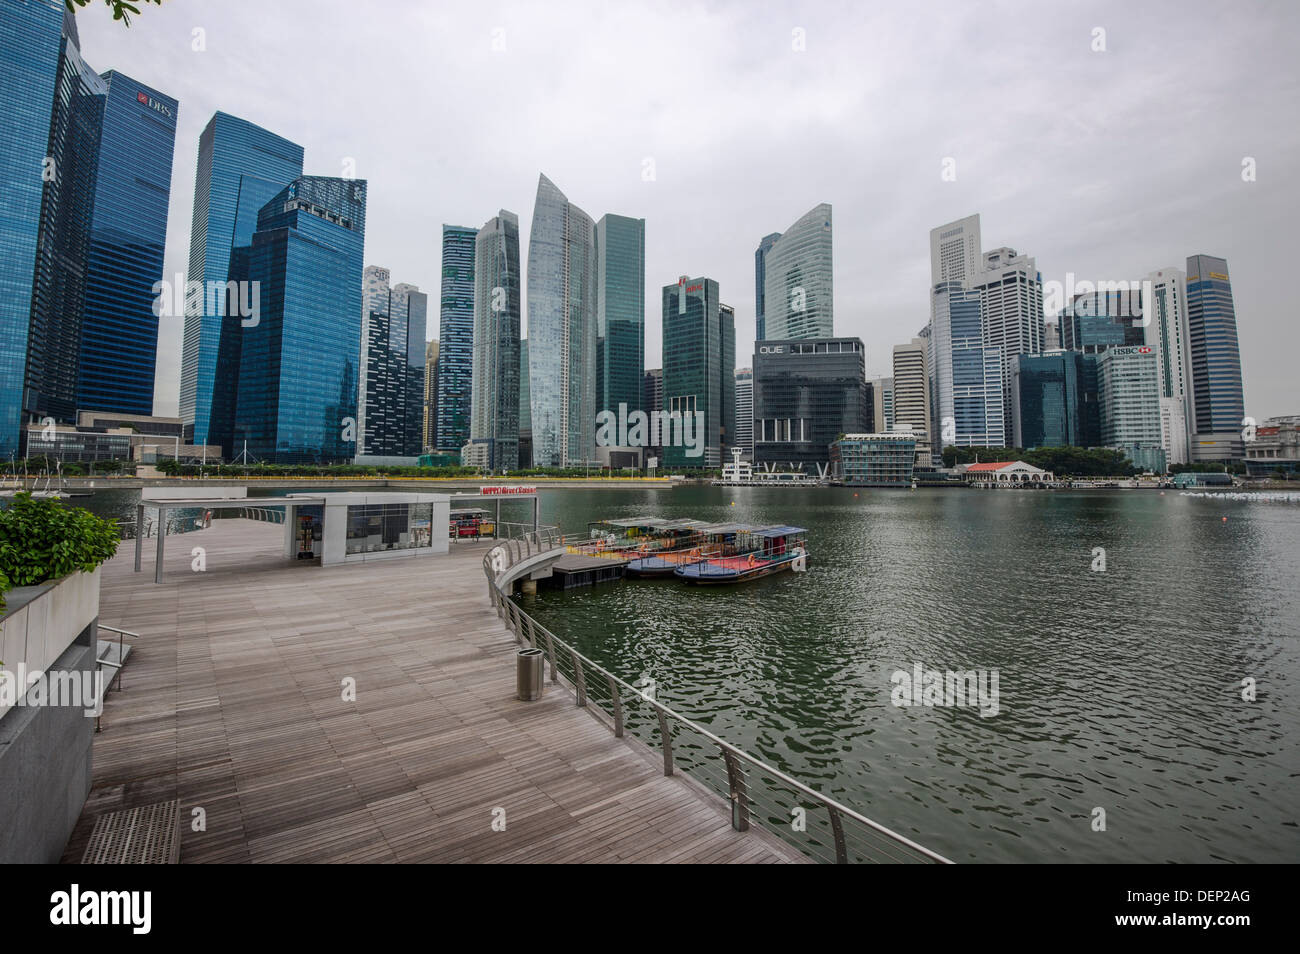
[662,277,730,468]
[734,368,754,459]
[423,339,438,451]
[930,282,1005,448]
[468,210,521,472]
[762,204,833,340]
[892,339,931,462]
[518,338,531,468]
[1043,317,1060,351]
[358,266,426,458]
[527,174,596,468]
[1144,267,1195,465]
[181,112,304,447]
[436,225,476,453]
[231,176,366,463]
[719,304,736,454]
[973,247,1044,428]
[0,0,69,456]
[1058,288,1145,353]
[1010,351,1100,449]
[871,377,894,433]
[753,338,868,472]
[1097,345,1162,450]
[754,232,781,341]
[358,265,391,454]
[596,213,645,421]
[930,214,981,285]
[642,367,662,463]
[1185,254,1246,462]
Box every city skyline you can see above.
[68,0,1298,421]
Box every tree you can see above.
[64,0,161,27]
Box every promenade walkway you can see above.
[62,520,805,863]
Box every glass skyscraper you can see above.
[182,112,304,446]
[468,210,521,472]
[661,277,731,468]
[752,338,868,471]
[754,232,780,342]
[436,224,476,453]
[77,71,177,417]
[359,266,427,457]
[1185,254,1245,461]
[232,176,366,463]
[596,213,645,420]
[527,174,596,468]
[929,281,1005,448]
[762,204,833,340]
[734,367,753,458]
[1009,351,1099,449]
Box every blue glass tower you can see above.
[596,213,645,419]
[1185,255,1245,456]
[181,112,304,446]
[930,281,1005,447]
[232,177,366,463]
[77,72,177,417]
[754,232,780,342]
[436,225,476,452]
[1010,351,1099,449]
[0,0,67,456]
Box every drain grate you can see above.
[81,799,181,864]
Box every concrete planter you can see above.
[0,567,101,863]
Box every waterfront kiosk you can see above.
[281,492,451,566]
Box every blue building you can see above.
[77,72,177,418]
[1010,351,1100,449]
[596,213,645,422]
[929,281,1005,448]
[1185,255,1246,462]
[181,112,304,447]
[231,176,367,463]
[359,267,427,458]
[754,232,780,342]
[467,211,521,472]
[436,224,476,453]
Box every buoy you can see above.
[730,501,735,506]
[854,493,859,497]
[1222,516,1228,522]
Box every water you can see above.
[518,485,1300,863]
[75,483,1299,862]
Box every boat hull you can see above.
[674,553,804,584]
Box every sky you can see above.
[74,0,1300,419]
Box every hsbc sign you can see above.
[1112,346,1153,356]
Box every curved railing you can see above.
[481,532,952,865]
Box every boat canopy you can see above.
[747,525,807,537]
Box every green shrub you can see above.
[0,492,120,611]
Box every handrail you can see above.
[482,535,953,865]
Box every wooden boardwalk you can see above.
[62,520,805,863]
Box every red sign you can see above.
[1138,346,1152,354]
[480,486,536,495]
[137,92,149,104]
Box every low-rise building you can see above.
[830,433,917,486]
[1244,415,1300,477]
[959,460,1056,485]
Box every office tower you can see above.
[22,12,104,433]
[753,338,868,472]
[1185,254,1246,461]
[518,338,531,468]
[720,304,736,455]
[1097,345,1164,470]
[1043,317,1060,351]
[0,0,68,455]
[232,176,366,463]
[436,225,476,452]
[423,339,438,451]
[973,247,1045,428]
[662,277,729,467]
[754,232,781,341]
[642,367,662,463]
[392,283,427,457]
[929,282,1005,448]
[358,267,426,458]
[734,368,754,459]
[1010,351,1100,449]
[596,213,645,420]
[181,112,304,447]
[930,214,981,285]
[76,72,177,417]
[871,377,894,433]
[762,204,833,339]
[1144,267,1195,464]
[1058,288,1145,353]
[892,339,931,462]
[358,265,391,455]
[527,174,596,468]
[467,210,521,472]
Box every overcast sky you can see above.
[76,0,1299,419]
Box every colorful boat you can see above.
[577,517,713,558]
[674,526,808,584]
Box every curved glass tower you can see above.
[527,174,595,468]
[469,210,521,472]
[762,203,833,340]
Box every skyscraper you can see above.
[1010,351,1099,449]
[734,367,754,459]
[596,213,645,421]
[358,266,426,458]
[1144,267,1195,465]
[930,281,1005,448]
[527,174,596,468]
[662,277,729,468]
[754,232,781,341]
[1185,254,1246,461]
[436,224,476,452]
[753,338,868,472]
[468,210,521,472]
[0,0,67,456]
[871,377,894,433]
[1058,288,1145,353]
[930,214,981,285]
[76,72,177,418]
[892,338,931,461]
[181,112,304,446]
[518,338,531,468]
[973,247,1045,429]
[1097,345,1163,469]
[423,339,438,451]
[762,204,833,340]
[232,176,366,463]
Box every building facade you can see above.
[596,213,645,422]
[734,367,754,459]
[754,232,781,341]
[467,210,521,472]
[1143,267,1195,465]
[753,338,868,473]
[1009,350,1100,449]
[973,247,1044,429]
[436,224,476,452]
[358,266,426,458]
[1185,254,1246,462]
[830,433,917,486]
[1096,345,1162,457]
[762,204,833,340]
[422,339,438,451]
[870,377,894,433]
[661,278,730,468]
[930,281,1005,449]
[892,338,931,461]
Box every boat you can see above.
[674,526,809,584]
[576,517,713,558]
[624,522,752,576]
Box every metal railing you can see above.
[94,624,141,732]
[482,536,952,865]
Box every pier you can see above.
[63,519,804,863]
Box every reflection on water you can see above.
[519,486,1300,863]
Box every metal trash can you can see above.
[516,648,545,701]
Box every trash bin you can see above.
[516,648,545,701]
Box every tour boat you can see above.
[673,526,809,584]
[624,522,752,576]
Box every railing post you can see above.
[605,675,624,737]
[722,748,750,832]
[542,628,558,684]
[524,615,537,649]
[655,705,674,776]
[570,650,586,707]
[827,805,848,864]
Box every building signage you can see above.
[136,90,173,119]
[479,486,535,495]
[758,345,784,354]
[1111,346,1153,356]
